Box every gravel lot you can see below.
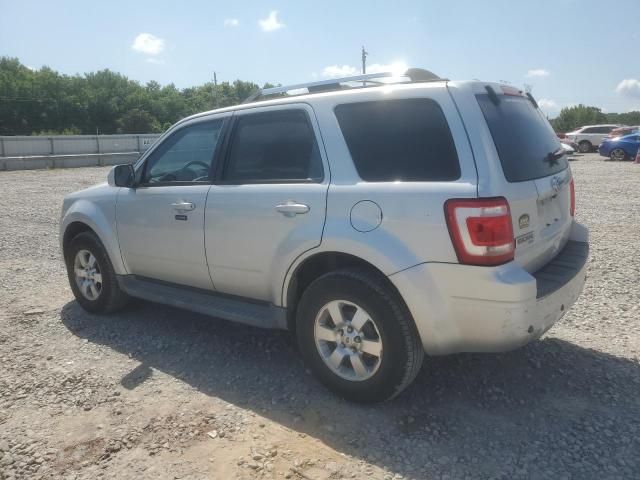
[1,153,639,480]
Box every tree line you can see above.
[0,57,271,136]
[550,105,640,133]
[1,56,639,135]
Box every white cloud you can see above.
[322,65,359,78]
[224,18,239,27]
[526,69,550,78]
[616,79,640,98]
[259,11,285,32]
[321,61,408,79]
[131,33,164,55]
[537,98,558,111]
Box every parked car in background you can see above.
[560,142,575,156]
[560,138,579,152]
[608,126,639,138]
[565,125,620,153]
[598,133,640,161]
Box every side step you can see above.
[117,275,288,330]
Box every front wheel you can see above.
[296,269,424,403]
[65,231,130,313]
[610,148,627,161]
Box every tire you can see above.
[65,231,130,313]
[296,268,424,403]
[610,148,627,161]
[578,140,592,153]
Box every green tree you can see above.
[551,105,608,132]
[117,108,161,133]
[0,57,276,135]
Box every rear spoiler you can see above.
[484,85,539,109]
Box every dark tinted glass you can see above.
[476,94,568,182]
[582,127,597,133]
[224,110,323,183]
[335,99,460,182]
[143,120,223,183]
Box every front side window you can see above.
[334,99,461,182]
[142,119,224,184]
[223,109,323,183]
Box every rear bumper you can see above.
[389,222,589,355]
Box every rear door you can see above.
[591,126,614,146]
[204,104,329,302]
[474,87,573,272]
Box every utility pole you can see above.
[213,72,218,108]
[361,46,368,74]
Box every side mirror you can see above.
[107,164,135,188]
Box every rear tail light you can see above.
[444,197,515,266]
[569,177,575,216]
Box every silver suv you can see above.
[60,69,589,402]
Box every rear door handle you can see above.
[171,202,195,212]
[275,201,310,217]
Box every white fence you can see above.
[0,134,162,171]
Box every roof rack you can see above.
[242,68,445,104]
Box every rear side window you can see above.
[476,94,568,182]
[335,99,460,182]
[223,109,323,183]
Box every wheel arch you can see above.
[62,221,97,257]
[283,251,413,332]
[60,202,126,275]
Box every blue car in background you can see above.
[598,133,640,161]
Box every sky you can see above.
[1,0,639,117]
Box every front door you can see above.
[116,116,227,290]
[205,104,329,302]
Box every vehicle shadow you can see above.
[60,300,640,479]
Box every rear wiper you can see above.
[544,148,565,166]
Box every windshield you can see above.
[476,93,568,182]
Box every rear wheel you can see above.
[610,148,627,161]
[578,140,592,153]
[65,231,130,313]
[296,269,424,403]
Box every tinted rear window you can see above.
[476,94,568,182]
[335,99,460,182]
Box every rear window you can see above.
[477,93,568,182]
[335,99,460,182]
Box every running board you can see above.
[117,275,288,330]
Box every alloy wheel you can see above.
[313,300,383,381]
[610,148,626,161]
[73,249,103,301]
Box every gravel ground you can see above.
[0,153,639,480]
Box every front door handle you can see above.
[171,201,195,212]
[275,201,310,217]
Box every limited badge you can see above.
[519,214,530,229]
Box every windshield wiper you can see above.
[544,148,565,166]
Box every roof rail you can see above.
[242,68,445,104]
